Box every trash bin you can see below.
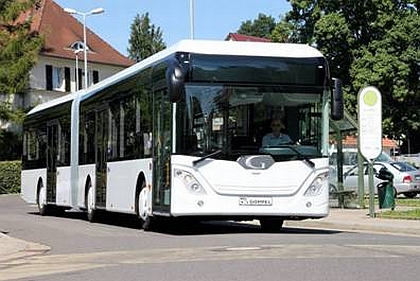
[376,168,395,210]
[377,182,395,209]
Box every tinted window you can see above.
[391,162,417,172]
[190,54,327,88]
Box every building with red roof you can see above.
[225,33,272,42]
[16,0,134,108]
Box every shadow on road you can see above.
[28,209,341,236]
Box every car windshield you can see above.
[174,84,328,161]
[390,162,417,172]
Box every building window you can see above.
[76,68,83,90]
[52,67,62,90]
[46,65,63,91]
[65,67,70,92]
[46,65,52,90]
[93,70,99,84]
[70,41,86,51]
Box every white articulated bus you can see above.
[21,40,343,231]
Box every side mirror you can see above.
[166,61,185,103]
[331,78,344,120]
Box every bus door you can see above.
[46,121,58,203]
[152,89,172,212]
[95,107,108,208]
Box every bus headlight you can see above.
[304,173,328,196]
[174,169,206,194]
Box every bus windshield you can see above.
[175,84,326,161]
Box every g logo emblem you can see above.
[237,155,275,170]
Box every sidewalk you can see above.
[285,207,420,236]
[0,231,50,262]
[1,207,420,263]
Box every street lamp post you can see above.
[189,0,195,39]
[64,7,104,208]
[64,7,104,89]
[74,49,83,91]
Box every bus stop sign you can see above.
[358,86,382,160]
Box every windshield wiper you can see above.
[263,145,315,169]
[193,150,223,166]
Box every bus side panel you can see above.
[21,168,46,204]
[77,164,96,209]
[55,166,71,207]
[106,159,152,214]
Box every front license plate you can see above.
[239,197,273,206]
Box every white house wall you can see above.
[26,55,126,108]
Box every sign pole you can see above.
[368,161,375,217]
[358,86,382,218]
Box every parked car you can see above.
[331,161,420,198]
[329,149,393,174]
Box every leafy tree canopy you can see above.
[127,12,166,62]
[281,0,420,152]
[0,0,42,123]
[237,13,277,39]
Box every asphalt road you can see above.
[1,194,420,281]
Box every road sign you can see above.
[358,86,382,218]
[358,86,382,160]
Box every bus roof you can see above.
[27,40,324,116]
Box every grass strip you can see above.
[379,208,420,220]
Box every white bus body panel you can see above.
[170,155,329,217]
[55,166,71,206]
[106,159,152,214]
[21,168,46,204]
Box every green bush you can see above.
[0,129,22,161]
[0,161,21,194]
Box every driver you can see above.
[262,118,292,147]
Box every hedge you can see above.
[0,161,21,194]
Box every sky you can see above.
[54,0,290,56]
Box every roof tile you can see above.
[225,32,271,42]
[24,0,134,67]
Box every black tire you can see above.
[259,218,284,232]
[403,192,417,199]
[37,181,49,216]
[329,184,338,198]
[85,181,97,222]
[141,216,154,231]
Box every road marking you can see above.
[1,244,420,280]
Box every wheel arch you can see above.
[135,172,147,215]
[36,177,44,203]
[84,175,93,207]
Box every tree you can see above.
[0,0,43,160]
[283,0,321,44]
[237,13,276,39]
[282,0,420,152]
[271,16,295,43]
[127,13,166,62]
[0,0,42,122]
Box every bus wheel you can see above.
[259,218,284,232]
[37,181,49,216]
[86,182,97,222]
[136,181,153,231]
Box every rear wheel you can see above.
[136,181,153,231]
[259,218,284,232]
[37,181,49,216]
[329,184,338,198]
[86,182,97,222]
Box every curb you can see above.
[284,220,420,236]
